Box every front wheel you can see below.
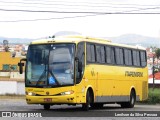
[121,90,136,108]
[44,104,50,110]
[90,103,103,109]
[82,91,91,111]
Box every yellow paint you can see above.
[25,35,148,105]
[0,52,21,71]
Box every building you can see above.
[0,52,21,71]
[0,52,25,95]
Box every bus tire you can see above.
[82,90,91,111]
[121,90,136,108]
[44,104,50,110]
[90,103,103,109]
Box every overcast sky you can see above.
[1,0,160,39]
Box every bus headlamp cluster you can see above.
[26,92,36,96]
[60,90,74,95]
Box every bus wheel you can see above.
[121,90,136,108]
[44,104,50,110]
[82,90,91,111]
[90,103,103,109]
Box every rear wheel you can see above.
[44,104,50,110]
[82,91,91,111]
[121,90,136,108]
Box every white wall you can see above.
[0,81,17,94]
[10,72,24,79]
[0,72,10,77]
[0,81,25,95]
[17,82,25,95]
[0,72,24,79]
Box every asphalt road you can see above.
[0,98,160,119]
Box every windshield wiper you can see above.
[36,69,47,86]
[49,70,60,85]
[36,51,48,87]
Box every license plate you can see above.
[44,98,52,102]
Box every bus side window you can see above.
[115,47,124,65]
[133,50,140,67]
[105,46,112,64]
[124,49,132,66]
[76,42,85,84]
[87,43,96,63]
[106,46,115,64]
[140,51,147,67]
[101,46,105,63]
[96,45,101,63]
[96,45,105,63]
[87,44,91,62]
[91,44,96,62]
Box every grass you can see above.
[141,88,160,104]
[147,88,160,104]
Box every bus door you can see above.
[75,42,85,103]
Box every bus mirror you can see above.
[18,58,26,74]
[18,63,24,74]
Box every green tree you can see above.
[155,48,160,59]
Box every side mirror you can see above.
[75,57,82,73]
[18,58,26,74]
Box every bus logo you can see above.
[46,92,49,95]
[125,71,143,77]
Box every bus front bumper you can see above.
[26,95,76,104]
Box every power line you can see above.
[0,1,160,23]
[0,0,160,8]
[1,12,160,23]
[3,0,160,7]
[0,14,100,22]
[0,0,160,14]
[0,3,146,10]
[0,6,160,13]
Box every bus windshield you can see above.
[26,44,75,87]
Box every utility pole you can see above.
[152,55,155,91]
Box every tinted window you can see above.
[96,45,101,63]
[86,44,91,62]
[96,45,105,63]
[106,46,115,64]
[140,51,147,67]
[101,46,105,63]
[124,49,132,66]
[106,46,111,64]
[76,42,85,84]
[133,50,140,66]
[87,43,95,63]
[115,48,124,65]
[91,45,96,62]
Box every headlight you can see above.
[60,90,74,95]
[26,92,36,96]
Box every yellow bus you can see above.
[18,35,148,111]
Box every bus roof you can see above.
[31,35,146,50]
